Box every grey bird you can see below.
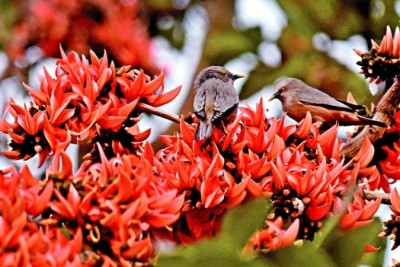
[269,78,386,127]
[193,66,244,140]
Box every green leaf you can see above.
[322,218,385,267]
[158,198,271,267]
[218,197,270,250]
[267,245,337,267]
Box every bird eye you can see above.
[279,87,285,93]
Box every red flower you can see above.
[337,194,381,230]
[246,217,299,252]
[354,26,400,83]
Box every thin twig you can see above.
[136,102,181,124]
[361,189,391,205]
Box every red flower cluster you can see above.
[0,49,180,166]
[377,110,400,187]
[381,188,400,250]
[156,100,382,249]
[7,0,158,73]
[0,143,184,265]
[0,165,82,266]
[354,26,400,83]
[45,144,184,265]
[1,44,398,264]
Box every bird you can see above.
[193,66,244,140]
[268,77,387,128]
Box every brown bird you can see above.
[193,66,244,140]
[269,78,386,127]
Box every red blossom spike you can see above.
[180,118,195,145]
[390,188,400,214]
[142,71,165,96]
[385,26,394,54]
[201,176,225,208]
[89,49,100,66]
[115,172,134,204]
[339,194,381,230]
[27,180,53,216]
[122,70,145,101]
[364,244,380,253]
[352,48,363,56]
[371,39,380,50]
[379,36,387,53]
[353,137,374,168]
[50,186,80,219]
[359,197,381,220]
[141,141,155,164]
[306,199,332,221]
[282,219,300,246]
[25,83,48,106]
[120,236,153,260]
[145,85,182,107]
[246,157,271,179]
[296,111,313,138]
[270,158,286,191]
[253,98,267,126]
[268,135,285,160]
[394,27,400,56]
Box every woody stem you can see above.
[136,102,181,124]
[362,190,391,205]
[340,79,400,158]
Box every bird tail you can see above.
[357,115,387,127]
[195,120,213,140]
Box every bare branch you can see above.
[136,102,181,124]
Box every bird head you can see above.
[194,66,245,87]
[268,78,299,102]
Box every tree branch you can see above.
[340,79,400,158]
[137,102,181,124]
[361,189,391,205]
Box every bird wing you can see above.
[335,99,366,113]
[212,79,239,121]
[297,88,359,113]
[194,85,207,119]
[300,100,357,112]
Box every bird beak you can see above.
[268,92,280,102]
[232,74,245,80]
